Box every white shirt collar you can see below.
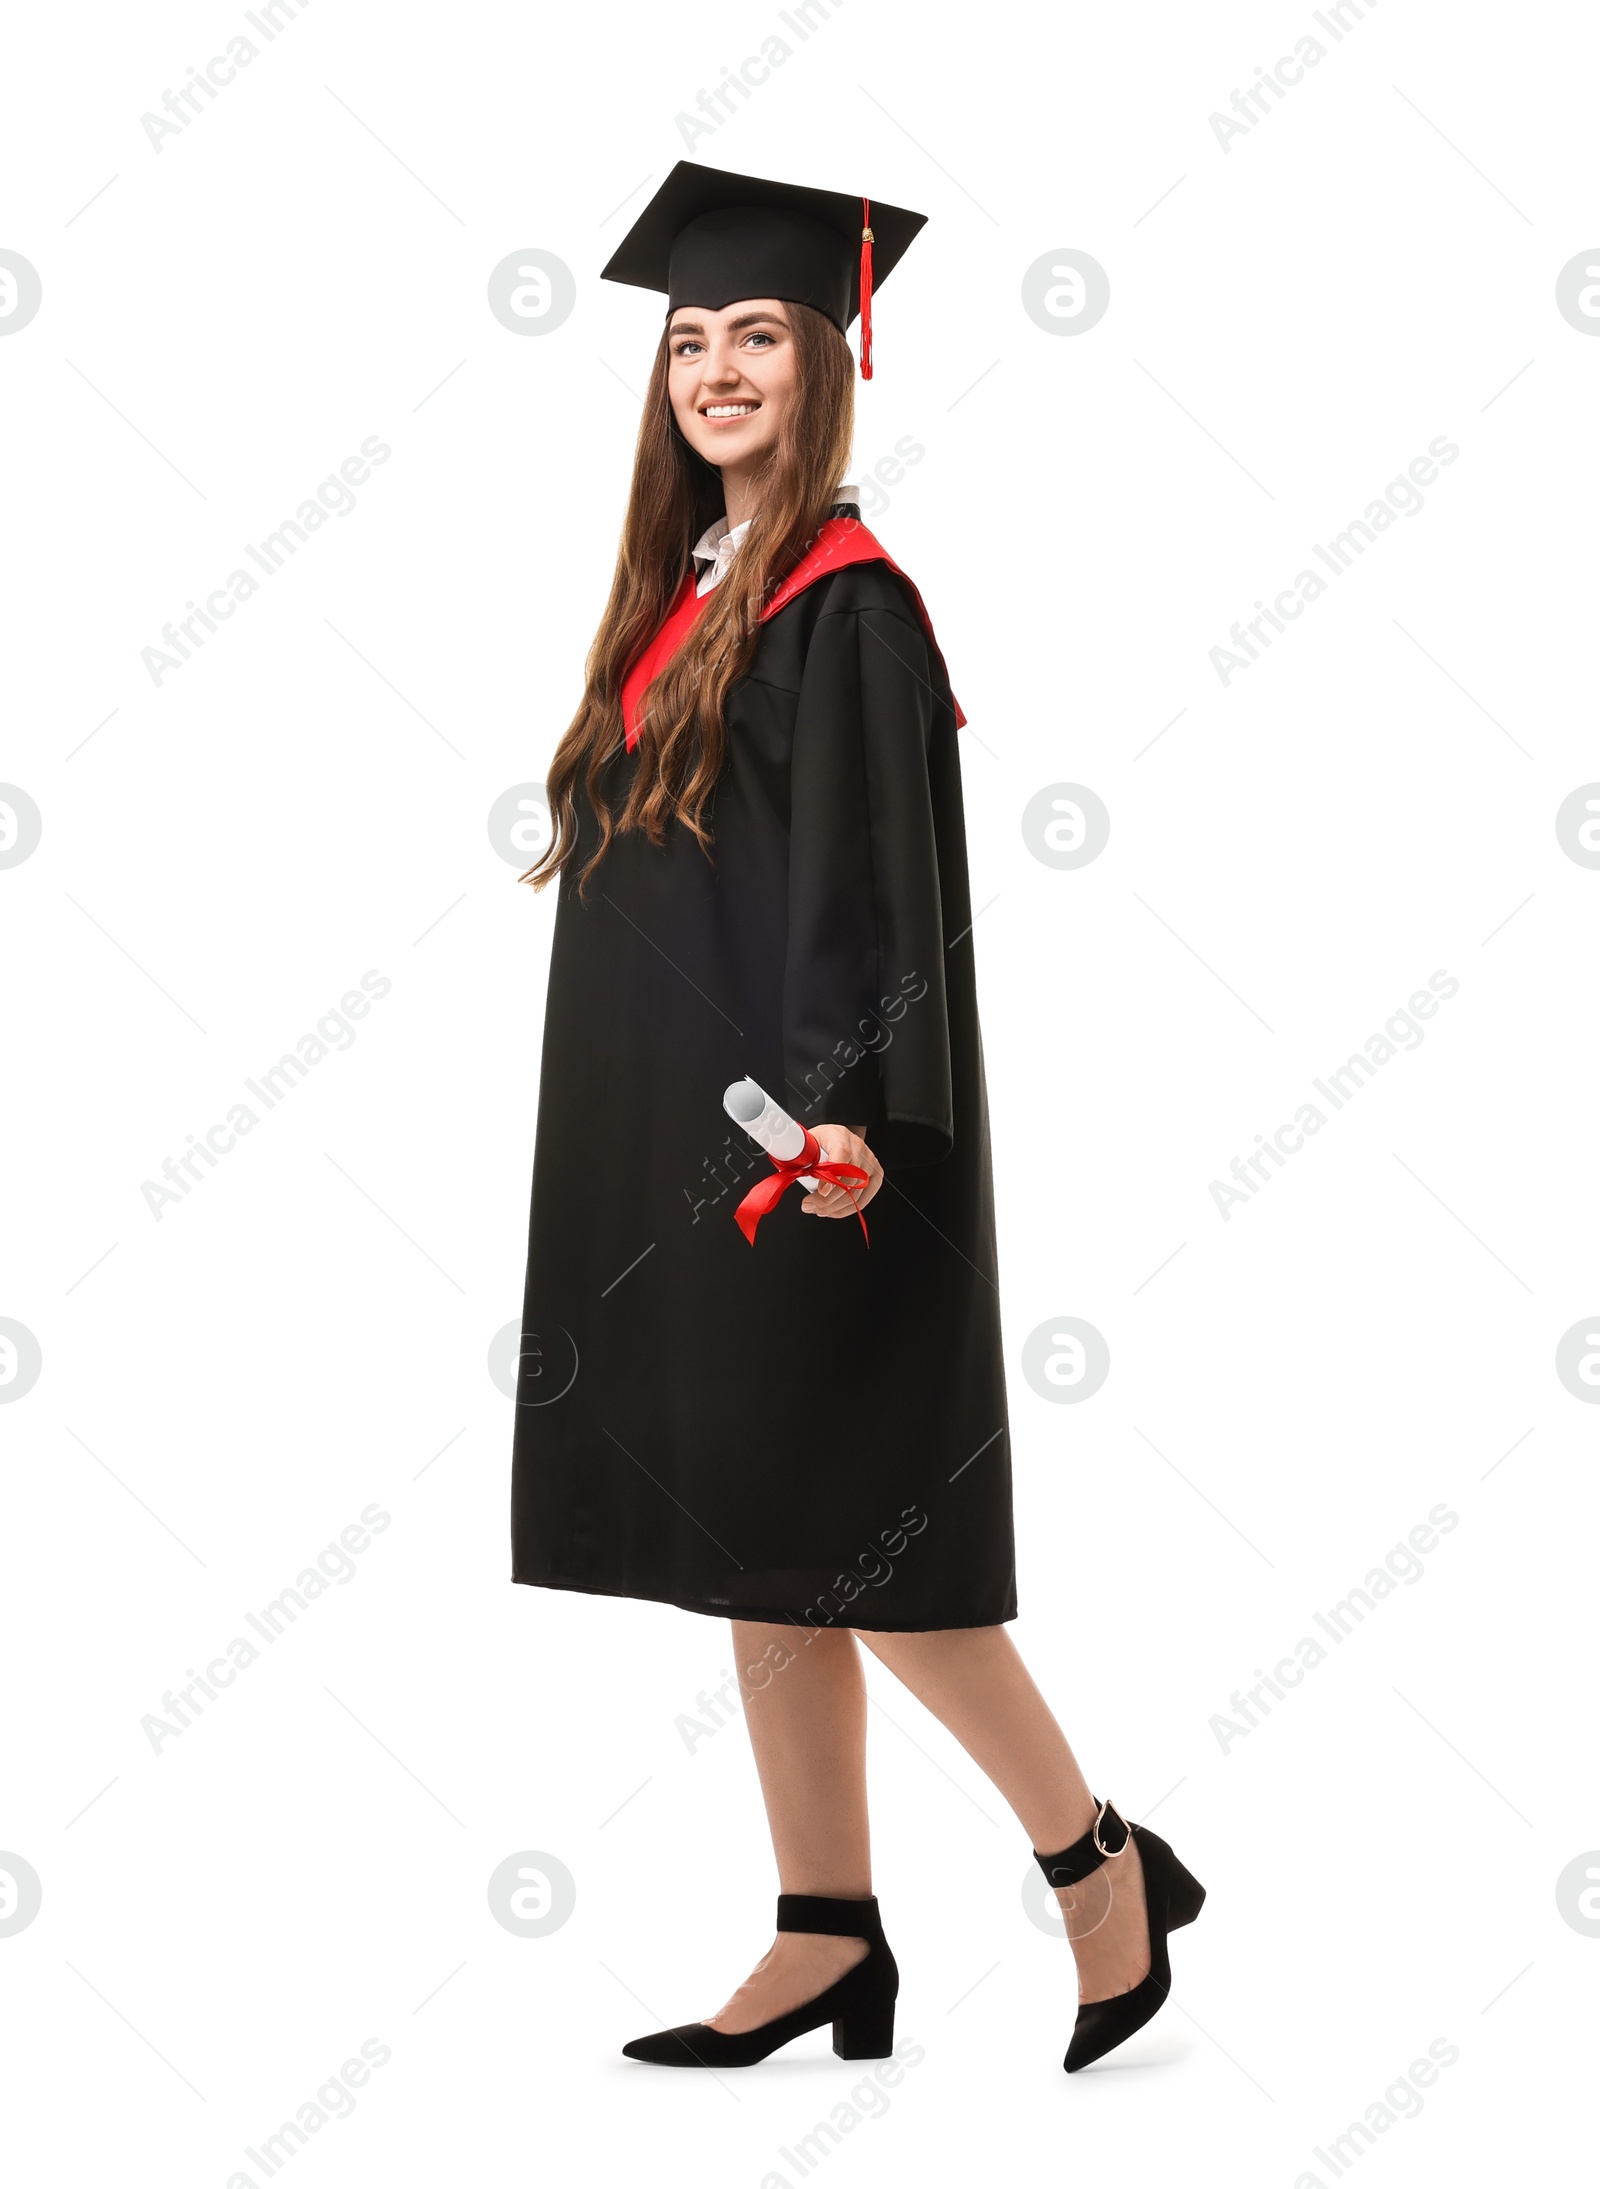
[691,513,752,596]
[691,484,861,597]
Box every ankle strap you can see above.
[776,1893,883,1939]
[1032,1798,1132,1889]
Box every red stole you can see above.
[620,517,965,751]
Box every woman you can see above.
[512,161,1204,2074]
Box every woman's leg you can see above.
[855,1625,1152,2002]
[706,1621,874,2032]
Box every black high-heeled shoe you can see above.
[621,1892,898,2068]
[1034,1797,1206,2073]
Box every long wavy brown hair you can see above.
[521,300,854,895]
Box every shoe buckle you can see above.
[1091,1797,1128,1858]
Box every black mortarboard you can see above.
[600,160,926,379]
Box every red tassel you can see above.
[859,196,873,380]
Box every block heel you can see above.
[832,1999,895,2059]
[1166,1861,1207,1930]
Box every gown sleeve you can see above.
[781,580,958,1170]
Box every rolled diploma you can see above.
[723,1078,820,1190]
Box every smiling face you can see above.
[666,298,798,491]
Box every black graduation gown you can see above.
[510,560,1016,1631]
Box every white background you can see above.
[2,1,1596,2182]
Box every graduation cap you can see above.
[600,160,926,380]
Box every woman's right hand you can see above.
[802,1125,883,1217]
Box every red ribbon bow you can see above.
[734,1127,871,1246]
